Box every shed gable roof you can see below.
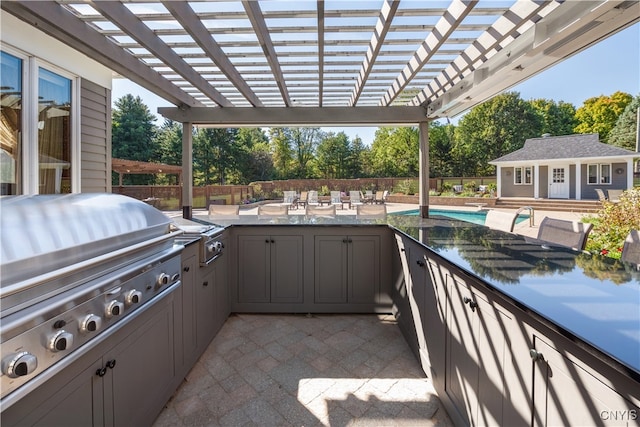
[490,134,638,164]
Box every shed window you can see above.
[587,164,611,185]
[514,166,532,185]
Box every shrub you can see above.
[395,179,419,195]
[584,188,640,259]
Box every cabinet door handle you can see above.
[529,349,544,362]
[342,238,348,243]
[106,359,116,369]
[203,281,209,287]
[463,296,477,312]
[270,239,275,243]
[416,260,425,267]
[183,266,190,272]
[265,239,270,243]
[96,367,107,377]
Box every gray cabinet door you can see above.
[197,267,216,353]
[532,336,640,427]
[180,253,198,372]
[314,236,348,303]
[237,235,270,303]
[445,274,525,426]
[0,356,103,427]
[348,236,379,304]
[105,293,176,427]
[315,235,380,304]
[270,236,304,303]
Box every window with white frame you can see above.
[587,163,611,185]
[514,166,532,185]
[1,48,76,195]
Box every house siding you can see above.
[580,162,628,200]
[539,166,548,198]
[500,167,534,197]
[80,79,111,193]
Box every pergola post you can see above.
[182,122,193,219]
[419,121,430,218]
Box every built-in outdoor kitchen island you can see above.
[2,202,639,426]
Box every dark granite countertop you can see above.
[193,213,640,376]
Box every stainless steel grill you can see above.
[0,193,182,407]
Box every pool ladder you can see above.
[516,206,535,227]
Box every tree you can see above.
[348,135,368,178]
[156,119,183,166]
[269,127,294,179]
[529,98,577,136]
[453,92,542,176]
[236,128,273,183]
[369,127,419,177]
[193,127,239,185]
[316,131,351,178]
[290,127,321,178]
[428,120,456,177]
[608,94,639,151]
[111,94,157,184]
[574,91,632,143]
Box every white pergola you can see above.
[3,0,637,217]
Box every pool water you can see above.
[395,209,529,226]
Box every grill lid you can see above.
[1,194,172,284]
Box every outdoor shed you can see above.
[490,133,638,200]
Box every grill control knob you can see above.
[79,314,102,334]
[125,290,143,306]
[2,352,38,378]
[156,273,170,288]
[48,330,74,352]
[105,300,124,318]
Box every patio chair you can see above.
[307,190,320,206]
[374,190,388,204]
[356,204,387,218]
[297,191,309,208]
[349,190,364,209]
[282,191,298,209]
[595,188,608,202]
[208,204,240,219]
[330,191,343,209]
[305,204,336,218]
[607,189,623,203]
[364,190,374,204]
[453,185,464,194]
[258,204,289,216]
[536,217,593,251]
[484,210,518,233]
[621,230,640,267]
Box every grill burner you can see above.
[173,223,226,266]
[0,194,182,406]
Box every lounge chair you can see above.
[607,189,623,203]
[535,217,593,251]
[621,230,640,267]
[595,188,607,202]
[484,210,518,233]
[208,204,240,218]
[330,191,343,209]
[282,191,298,209]
[307,190,320,206]
[374,190,388,204]
[349,190,364,209]
[298,191,309,208]
[305,204,336,218]
[356,204,387,219]
[258,205,289,216]
[364,190,374,204]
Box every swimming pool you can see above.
[395,209,529,226]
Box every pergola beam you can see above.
[1,1,203,109]
[379,0,476,107]
[162,1,263,107]
[91,0,233,107]
[350,0,399,107]
[242,0,292,106]
[158,106,427,126]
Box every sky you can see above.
[112,23,639,145]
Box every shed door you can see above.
[548,166,569,199]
